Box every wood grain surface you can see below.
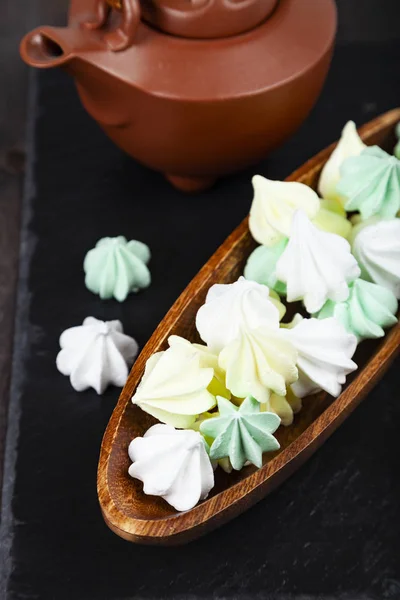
[98,109,400,545]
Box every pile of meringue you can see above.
[127,121,400,512]
[56,236,151,394]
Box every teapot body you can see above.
[21,0,337,191]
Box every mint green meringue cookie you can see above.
[337,146,400,220]
[84,236,151,302]
[395,122,400,160]
[200,396,280,471]
[244,239,287,295]
[317,278,398,342]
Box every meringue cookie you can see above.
[84,236,151,302]
[313,199,353,240]
[219,327,298,404]
[244,240,287,295]
[261,388,302,427]
[128,424,214,511]
[318,279,398,343]
[276,210,361,314]
[269,290,287,321]
[56,317,138,394]
[191,413,233,473]
[337,146,400,220]
[168,335,230,400]
[200,396,280,471]
[249,175,320,247]
[352,218,400,299]
[132,336,217,428]
[282,315,357,397]
[318,121,365,205]
[196,276,280,354]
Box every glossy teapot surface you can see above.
[21,0,337,191]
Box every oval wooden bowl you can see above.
[97,109,400,545]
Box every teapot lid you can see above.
[109,0,280,39]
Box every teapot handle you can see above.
[84,0,141,52]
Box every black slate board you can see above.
[1,40,400,600]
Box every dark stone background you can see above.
[0,1,400,599]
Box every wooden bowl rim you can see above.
[97,108,400,543]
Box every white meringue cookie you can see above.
[318,121,366,205]
[218,327,298,404]
[249,175,320,246]
[196,276,280,354]
[282,315,357,398]
[128,424,214,511]
[352,218,400,299]
[276,210,361,314]
[56,317,138,394]
[132,336,217,428]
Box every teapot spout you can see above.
[20,26,81,70]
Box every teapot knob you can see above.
[84,0,140,51]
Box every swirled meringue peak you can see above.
[84,236,151,302]
[244,239,287,294]
[218,327,298,404]
[249,175,320,247]
[282,314,357,398]
[196,276,280,353]
[318,121,365,205]
[200,396,280,471]
[337,146,400,220]
[352,218,400,299]
[276,210,361,314]
[56,317,138,394]
[317,279,398,343]
[132,336,218,428]
[128,424,214,511]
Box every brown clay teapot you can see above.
[21,0,337,192]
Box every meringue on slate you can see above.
[128,424,214,511]
[276,210,361,314]
[219,327,298,404]
[132,336,217,428]
[56,317,138,394]
[352,218,400,299]
[196,276,280,354]
[282,315,357,398]
[84,236,151,302]
[249,175,320,247]
[318,121,365,205]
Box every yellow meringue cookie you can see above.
[132,336,220,428]
[313,199,353,240]
[269,290,287,320]
[249,175,320,247]
[169,336,231,400]
[219,327,298,404]
[318,121,366,206]
[260,388,302,427]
